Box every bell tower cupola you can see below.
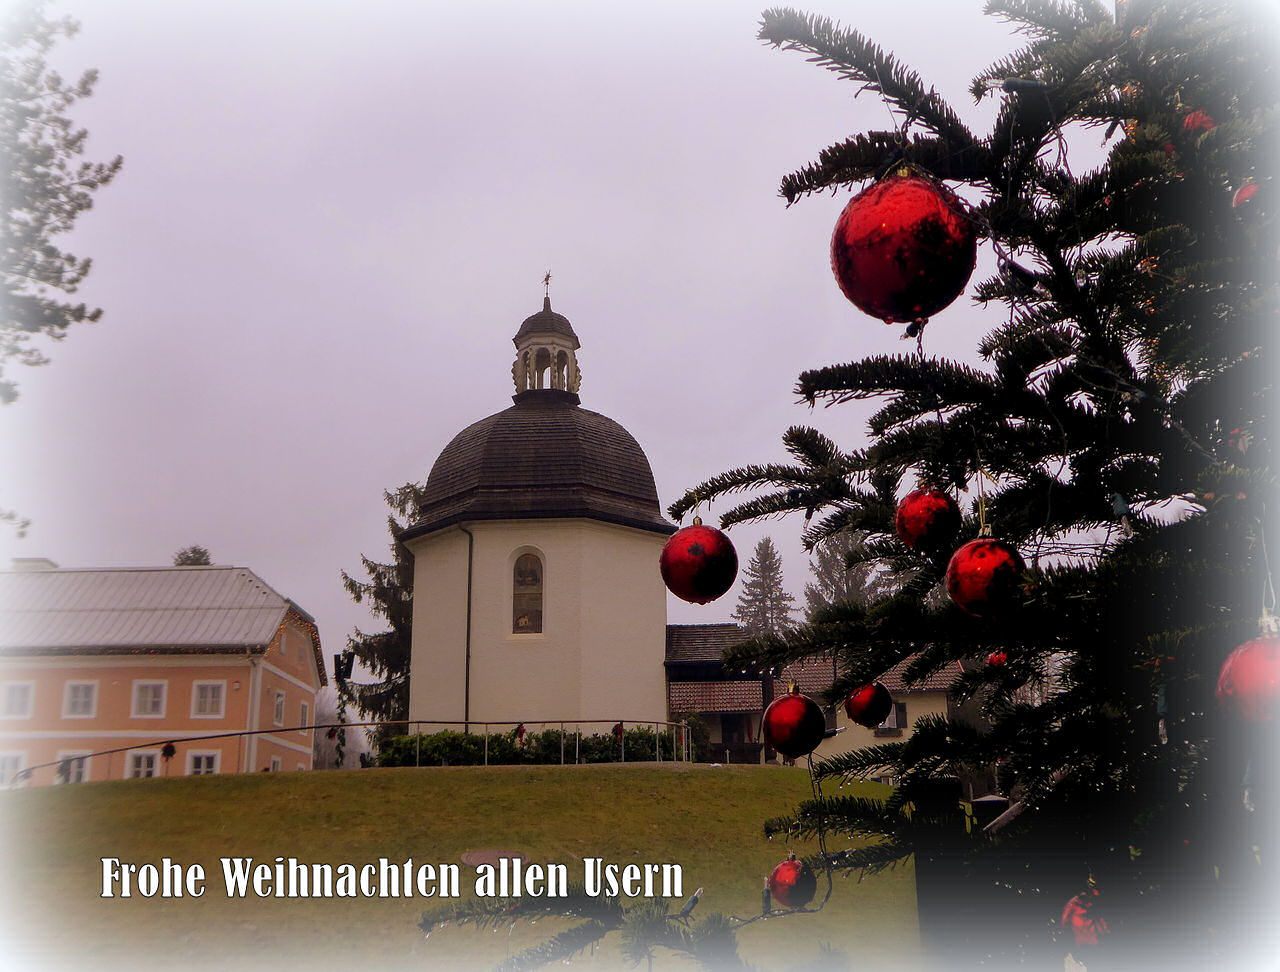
[511,276,582,399]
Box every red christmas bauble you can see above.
[844,682,893,728]
[1182,109,1217,132]
[762,690,827,760]
[1061,889,1110,947]
[946,539,1026,617]
[830,172,978,324]
[1233,181,1259,207]
[768,856,817,910]
[1216,632,1280,723]
[659,520,738,605]
[895,489,962,552]
[987,651,1008,667]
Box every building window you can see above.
[63,681,97,718]
[0,753,26,786]
[56,752,90,784]
[1,682,33,718]
[269,757,281,772]
[299,701,309,734]
[512,552,543,634]
[273,692,285,726]
[128,752,159,779]
[188,752,219,776]
[875,701,909,737]
[131,681,167,718]
[191,681,225,718]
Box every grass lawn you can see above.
[0,764,919,971]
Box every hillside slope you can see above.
[0,764,919,971]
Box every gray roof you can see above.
[404,390,675,540]
[665,623,746,664]
[0,567,323,680]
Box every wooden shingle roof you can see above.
[512,296,580,347]
[665,623,745,664]
[404,389,675,539]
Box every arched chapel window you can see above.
[513,553,543,634]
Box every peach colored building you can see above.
[0,564,326,786]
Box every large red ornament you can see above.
[660,518,738,604]
[830,171,978,324]
[1216,626,1280,723]
[946,538,1025,617]
[1233,181,1259,207]
[1182,109,1217,133]
[844,682,893,728]
[1061,888,1110,947]
[895,488,962,552]
[762,688,827,760]
[986,651,1008,667]
[768,854,817,910]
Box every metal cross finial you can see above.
[543,270,552,298]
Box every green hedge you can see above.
[377,724,690,767]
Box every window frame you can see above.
[874,701,909,738]
[511,548,546,636]
[55,750,91,784]
[62,680,98,719]
[299,701,310,735]
[272,691,285,727]
[130,680,168,719]
[0,681,34,719]
[187,751,220,776]
[0,752,26,787]
[127,750,160,779]
[269,756,281,772]
[190,680,227,719]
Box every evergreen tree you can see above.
[172,544,211,566]
[1,1,122,406]
[731,536,798,635]
[803,530,895,620]
[340,483,423,735]
[671,2,1276,966]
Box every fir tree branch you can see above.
[797,354,1000,408]
[758,9,977,149]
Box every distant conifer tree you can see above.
[731,536,797,636]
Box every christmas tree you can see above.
[670,1,1276,967]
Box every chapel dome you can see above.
[402,295,675,541]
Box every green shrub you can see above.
[376,724,688,767]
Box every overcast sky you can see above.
[3,1,1051,676]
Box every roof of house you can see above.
[776,655,838,697]
[665,623,747,664]
[0,566,326,683]
[670,680,763,714]
[879,657,962,694]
